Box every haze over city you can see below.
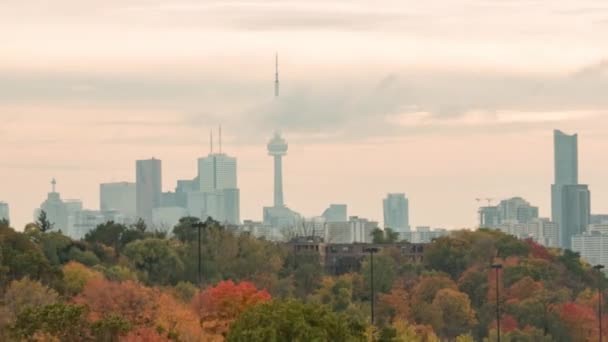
[2,0,608,229]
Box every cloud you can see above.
[2,58,608,146]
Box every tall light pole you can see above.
[364,247,380,326]
[491,263,503,342]
[594,264,605,342]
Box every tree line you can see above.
[0,215,606,341]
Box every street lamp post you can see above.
[364,247,380,326]
[594,265,605,342]
[491,263,503,342]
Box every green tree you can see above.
[172,281,198,303]
[90,314,132,341]
[123,238,184,285]
[84,221,127,251]
[36,210,54,233]
[372,228,385,244]
[292,252,324,298]
[424,236,470,279]
[11,303,89,341]
[226,299,367,342]
[362,253,397,295]
[172,216,203,242]
[0,226,59,287]
[372,228,400,244]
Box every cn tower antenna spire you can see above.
[275,53,279,98]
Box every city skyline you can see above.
[2,127,606,231]
[2,0,608,229]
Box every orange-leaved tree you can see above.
[192,280,271,336]
[74,278,158,326]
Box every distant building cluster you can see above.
[476,130,607,269]
[33,129,241,239]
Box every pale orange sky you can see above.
[1,0,608,229]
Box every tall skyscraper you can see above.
[136,158,162,224]
[198,154,237,192]
[383,193,410,232]
[0,202,9,223]
[193,131,240,225]
[551,130,590,249]
[100,182,136,219]
[267,132,288,207]
[554,130,578,185]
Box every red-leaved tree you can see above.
[559,302,597,341]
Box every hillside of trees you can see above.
[0,217,606,341]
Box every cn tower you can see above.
[267,132,288,207]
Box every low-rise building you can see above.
[288,238,427,275]
[572,231,608,269]
[401,226,449,243]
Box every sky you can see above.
[1,0,608,230]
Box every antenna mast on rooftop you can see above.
[274,53,279,98]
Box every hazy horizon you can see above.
[2,0,608,229]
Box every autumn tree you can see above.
[3,278,59,323]
[310,275,357,313]
[410,274,458,330]
[458,266,489,309]
[74,278,158,326]
[559,302,597,341]
[156,292,210,341]
[63,261,104,296]
[192,280,271,336]
[377,282,411,325]
[432,288,477,338]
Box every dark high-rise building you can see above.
[554,130,578,185]
[136,158,162,224]
[551,130,590,249]
[553,184,590,248]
